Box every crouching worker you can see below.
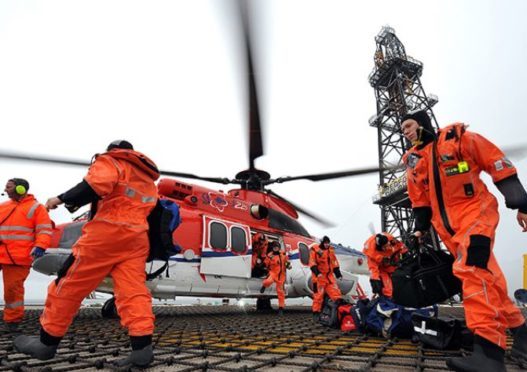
[14,140,159,368]
[363,233,407,298]
[259,241,291,315]
[310,236,343,321]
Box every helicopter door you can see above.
[200,216,252,278]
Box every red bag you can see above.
[340,315,357,332]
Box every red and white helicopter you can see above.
[0,2,380,316]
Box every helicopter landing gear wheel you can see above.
[256,298,272,312]
[101,297,120,319]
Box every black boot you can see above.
[13,328,61,361]
[511,323,527,360]
[116,335,153,368]
[446,335,505,372]
[259,286,266,294]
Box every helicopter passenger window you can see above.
[298,243,310,265]
[231,226,246,254]
[210,222,227,250]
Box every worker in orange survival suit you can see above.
[1,178,52,333]
[401,110,527,372]
[14,140,160,368]
[259,241,292,315]
[363,233,407,298]
[309,236,343,321]
[251,232,268,277]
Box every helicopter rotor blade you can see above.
[267,189,336,228]
[0,150,231,184]
[238,0,264,170]
[267,165,404,184]
[0,150,92,168]
[157,170,230,184]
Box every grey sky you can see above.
[1,0,526,299]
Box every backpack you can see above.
[337,303,357,332]
[146,198,181,279]
[412,313,474,350]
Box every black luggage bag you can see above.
[392,246,461,308]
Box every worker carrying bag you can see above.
[392,241,461,308]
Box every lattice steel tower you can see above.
[368,26,439,240]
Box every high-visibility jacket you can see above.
[363,233,407,280]
[86,149,160,229]
[309,244,340,278]
[0,194,52,265]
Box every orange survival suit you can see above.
[404,122,526,348]
[309,239,342,313]
[261,247,290,309]
[251,233,268,276]
[40,148,160,340]
[1,194,52,324]
[363,233,407,298]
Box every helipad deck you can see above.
[1,306,526,371]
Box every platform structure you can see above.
[1,306,526,371]
[368,26,440,241]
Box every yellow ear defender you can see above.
[15,185,27,195]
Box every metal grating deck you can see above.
[1,306,526,371]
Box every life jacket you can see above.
[363,233,408,279]
[85,149,160,229]
[264,251,289,281]
[404,123,517,239]
[309,244,340,276]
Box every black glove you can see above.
[333,267,342,279]
[310,266,321,277]
[370,279,383,295]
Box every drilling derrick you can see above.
[368,26,439,240]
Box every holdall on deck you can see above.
[392,246,461,308]
[411,313,474,350]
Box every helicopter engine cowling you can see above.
[288,269,358,298]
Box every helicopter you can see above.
[0,2,389,316]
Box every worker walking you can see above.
[401,110,527,372]
[14,140,160,368]
[1,178,52,332]
[309,236,343,320]
[259,241,291,315]
[363,232,407,298]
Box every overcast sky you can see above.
[1,0,526,300]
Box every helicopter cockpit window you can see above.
[298,243,310,265]
[267,209,310,238]
[210,222,227,250]
[231,226,247,253]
